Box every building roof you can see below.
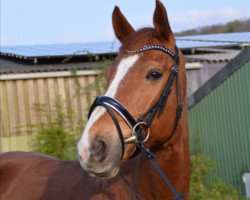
[0,58,97,75]
[177,32,250,43]
[188,46,250,108]
[1,32,249,75]
[185,49,241,63]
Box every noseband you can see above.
[88,44,184,200]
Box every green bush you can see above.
[30,95,81,160]
[190,152,240,199]
[33,125,76,160]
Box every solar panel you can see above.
[176,40,239,49]
[0,42,121,57]
[177,32,250,43]
[1,32,249,58]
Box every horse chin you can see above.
[78,150,121,179]
[86,165,120,179]
[94,166,119,179]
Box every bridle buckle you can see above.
[125,121,150,144]
[124,135,137,144]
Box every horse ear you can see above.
[112,6,135,43]
[153,0,175,43]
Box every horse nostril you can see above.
[90,140,108,161]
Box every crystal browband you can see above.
[125,45,178,62]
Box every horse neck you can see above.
[131,106,190,199]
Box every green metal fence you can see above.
[188,48,250,195]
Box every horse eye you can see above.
[146,70,163,81]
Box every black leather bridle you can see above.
[88,44,184,200]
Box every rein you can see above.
[88,44,184,200]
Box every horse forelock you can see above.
[120,28,176,54]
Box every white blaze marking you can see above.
[78,55,139,156]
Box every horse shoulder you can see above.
[0,152,61,200]
[0,152,125,200]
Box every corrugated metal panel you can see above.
[188,60,250,195]
[0,72,103,152]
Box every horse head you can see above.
[77,0,186,179]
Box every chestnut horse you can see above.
[0,1,190,199]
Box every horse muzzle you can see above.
[77,132,123,179]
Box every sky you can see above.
[1,0,250,46]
